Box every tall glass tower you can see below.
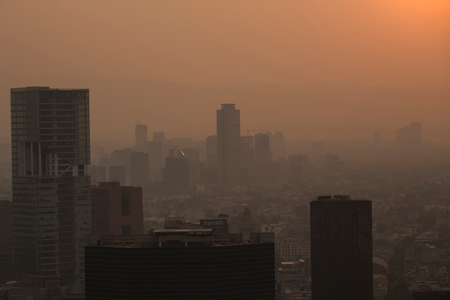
[216,104,240,185]
[10,87,91,286]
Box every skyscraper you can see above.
[10,87,91,286]
[310,196,373,300]
[217,104,240,185]
[152,132,165,142]
[135,123,147,152]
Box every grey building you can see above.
[10,87,91,286]
[129,152,149,187]
[135,123,147,152]
[217,104,240,185]
[255,133,271,162]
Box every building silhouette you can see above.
[255,133,271,162]
[271,131,285,161]
[109,165,126,185]
[85,230,276,299]
[135,123,147,152]
[148,141,163,169]
[88,165,106,183]
[0,200,13,283]
[240,136,254,167]
[395,122,422,146]
[10,87,91,286]
[152,132,165,142]
[91,182,144,236]
[163,157,189,186]
[205,135,217,168]
[217,104,241,185]
[310,195,373,300]
[129,152,149,187]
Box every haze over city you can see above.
[0,0,449,143]
[1,1,450,300]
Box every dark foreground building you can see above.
[85,229,275,300]
[11,87,91,286]
[412,290,450,300]
[310,196,373,300]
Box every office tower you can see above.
[205,135,217,168]
[88,165,106,183]
[153,132,165,142]
[129,152,149,187]
[374,130,380,145]
[217,104,241,185]
[163,157,189,185]
[135,123,147,152]
[395,122,422,146]
[109,165,126,185]
[148,141,163,169]
[271,131,285,160]
[0,200,13,283]
[91,182,144,236]
[240,136,254,167]
[310,196,373,300]
[85,230,276,300]
[10,87,91,286]
[255,133,271,162]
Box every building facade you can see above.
[91,182,144,236]
[310,196,373,300]
[0,200,13,283]
[135,123,147,152]
[129,152,149,187]
[10,87,91,286]
[85,230,276,300]
[217,104,240,185]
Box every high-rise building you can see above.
[109,165,126,185]
[255,133,271,162]
[152,132,165,142]
[10,87,91,286]
[0,200,13,283]
[163,157,189,186]
[395,122,422,146]
[205,135,217,168]
[129,152,149,187]
[135,123,147,152]
[148,141,163,169]
[271,131,285,160]
[85,230,276,300]
[310,195,373,300]
[217,104,240,185]
[240,136,254,167]
[91,182,144,236]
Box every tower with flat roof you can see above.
[135,123,147,152]
[10,87,91,286]
[217,104,240,185]
[310,195,373,300]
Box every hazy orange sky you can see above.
[1,0,449,86]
